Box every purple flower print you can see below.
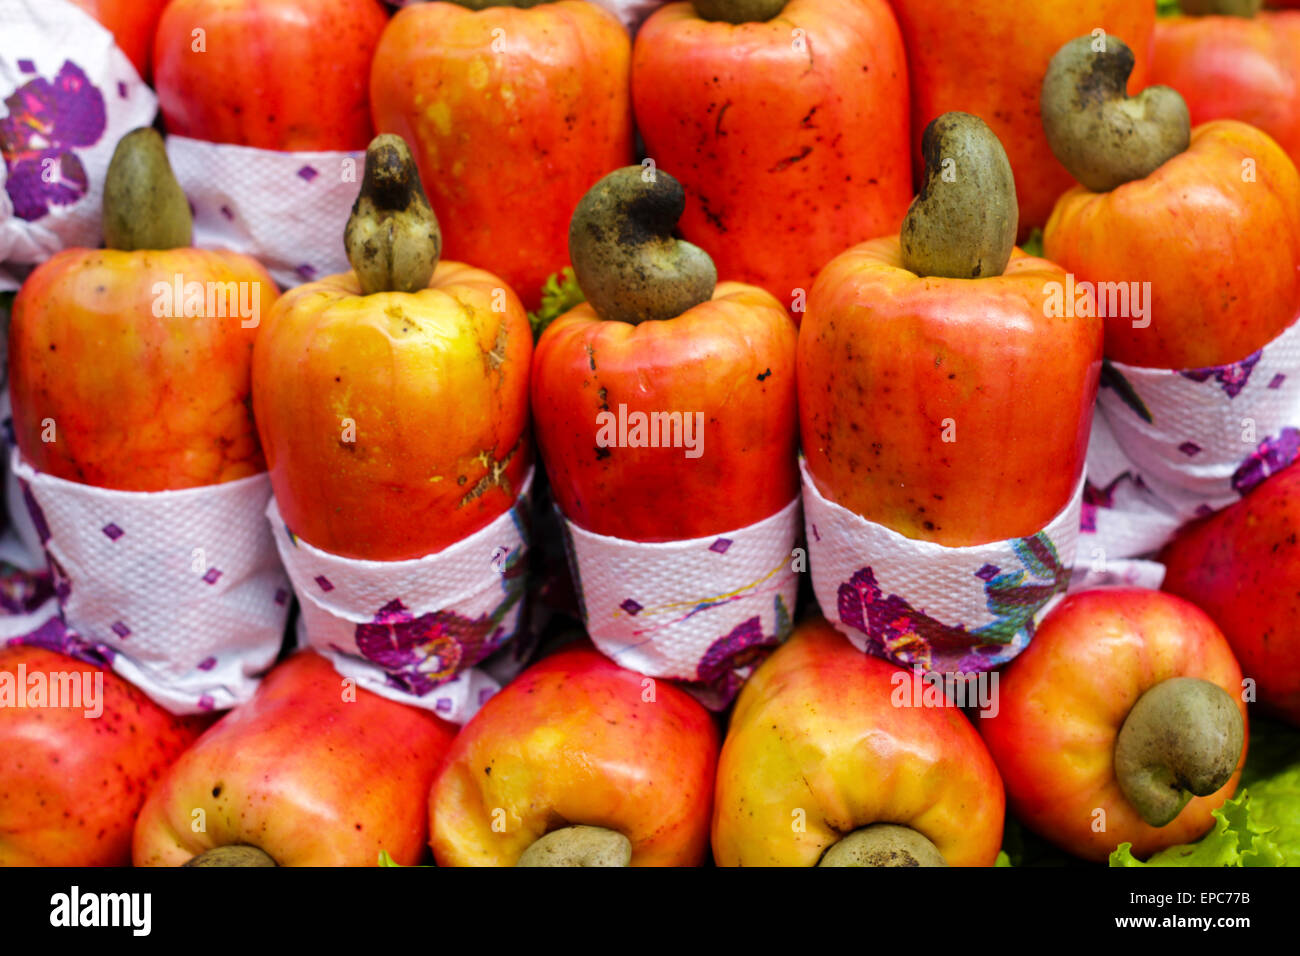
[1,61,107,221]
[353,598,502,697]
[1180,350,1262,399]
[1232,427,1300,497]
[838,534,1066,674]
[7,616,114,668]
[686,595,792,711]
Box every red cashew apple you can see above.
[252,135,532,561]
[0,645,208,866]
[1152,8,1300,165]
[799,113,1102,546]
[133,651,457,866]
[632,0,912,313]
[887,0,1154,237]
[532,166,798,543]
[429,645,719,867]
[1041,35,1300,369]
[980,589,1248,863]
[9,128,277,492]
[154,0,391,151]
[712,615,1004,867]
[1162,462,1300,726]
[369,0,633,310]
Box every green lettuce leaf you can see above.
[377,850,430,867]
[1239,717,1300,865]
[528,267,585,341]
[1109,790,1285,867]
[1157,0,1182,17]
[1020,228,1045,260]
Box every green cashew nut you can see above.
[569,166,717,326]
[344,134,442,296]
[1179,0,1262,17]
[183,845,278,867]
[1114,677,1245,828]
[900,112,1018,280]
[101,128,192,252]
[515,825,633,867]
[693,0,787,24]
[818,824,948,867]
[1041,35,1191,194]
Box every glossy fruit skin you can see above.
[1162,464,1300,726]
[980,589,1248,863]
[888,0,1154,237]
[369,1,633,310]
[253,261,531,561]
[0,646,208,866]
[1151,13,1300,166]
[631,0,911,313]
[532,284,798,542]
[133,650,457,866]
[1044,120,1300,370]
[429,645,719,867]
[798,238,1102,546]
[9,248,277,491]
[154,0,390,150]
[68,0,171,80]
[713,615,1004,867]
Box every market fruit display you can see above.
[887,0,1155,237]
[5,0,1300,875]
[533,166,798,541]
[153,0,391,150]
[981,589,1248,863]
[252,134,532,560]
[713,615,1004,867]
[632,0,911,310]
[8,128,277,490]
[428,645,719,866]
[1162,462,1300,726]
[370,0,634,310]
[0,646,207,867]
[133,650,456,867]
[799,113,1102,545]
[1152,6,1300,163]
[1042,36,1300,369]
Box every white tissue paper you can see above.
[1081,318,1300,561]
[802,457,1082,675]
[166,136,363,290]
[561,496,800,709]
[0,0,158,289]
[10,450,290,713]
[268,470,535,725]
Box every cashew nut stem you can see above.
[900,112,1018,280]
[101,128,192,252]
[344,134,442,296]
[515,825,632,867]
[818,824,948,867]
[1041,35,1191,193]
[1114,677,1245,828]
[568,166,717,325]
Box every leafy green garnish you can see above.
[1157,0,1182,17]
[1020,227,1045,259]
[527,267,585,342]
[377,850,430,867]
[1109,790,1284,866]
